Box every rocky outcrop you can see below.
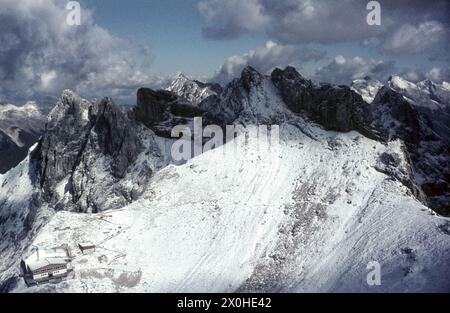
[200,66,289,125]
[31,90,144,212]
[370,80,450,215]
[31,90,93,197]
[135,88,175,124]
[271,66,315,113]
[271,66,373,137]
[91,98,142,178]
[371,86,422,145]
[133,87,207,138]
[312,84,372,135]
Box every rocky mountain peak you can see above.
[371,80,450,214]
[271,66,310,87]
[271,66,372,136]
[31,90,143,211]
[167,73,220,106]
[240,65,264,92]
[173,72,189,81]
[351,77,383,104]
[91,97,143,178]
[47,89,91,125]
[136,88,176,124]
[388,75,416,92]
[134,87,205,137]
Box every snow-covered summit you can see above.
[351,77,384,104]
[387,75,450,110]
[0,101,42,118]
[167,73,221,106]
[200,66,290,124]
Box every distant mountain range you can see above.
[0,102,45,174]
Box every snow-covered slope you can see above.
[167,73,221,106]
[7,119,450,293]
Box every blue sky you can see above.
[80,0,268,77]
[77,0,449,81]
[0,0,448,105]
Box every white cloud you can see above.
[425,67,450,83]
[0,0,158,105]
[211,41,325,84]
[335,55,346,65]
[401,68,424,82]
[198,0,449,55]
[315,55,395,84]
[198,0,269,39]
[383,21,448,53]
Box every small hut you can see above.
[78,243,96,255]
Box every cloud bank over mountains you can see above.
[0,0,448,105]
[211,41,325,84]
[198,0,449,54]
[199,0,449,85]
[0,0,167,105]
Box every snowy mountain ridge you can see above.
[1,66,450,292]
[351,77,384,104]
[355,75,450,214]
[167,73,222,106]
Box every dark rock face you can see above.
[371,86,450,215]
[170,102,204,118]
[133,87,209,138]
[194,80,223,95]
[271,66,373,137]
[31,91,93,197]
[312,84,372,134]
[241,66,264,93]
[371,87,422,145]
[135,88,175,124]
[135,87,205,124]
[31,90,143,211]
[92,98,142,178]
[271,66,315,114]
[0,131,30,174]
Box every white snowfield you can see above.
[8,119,450,293]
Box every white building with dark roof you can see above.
[78,243,96,255]
[21,247,72,285]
